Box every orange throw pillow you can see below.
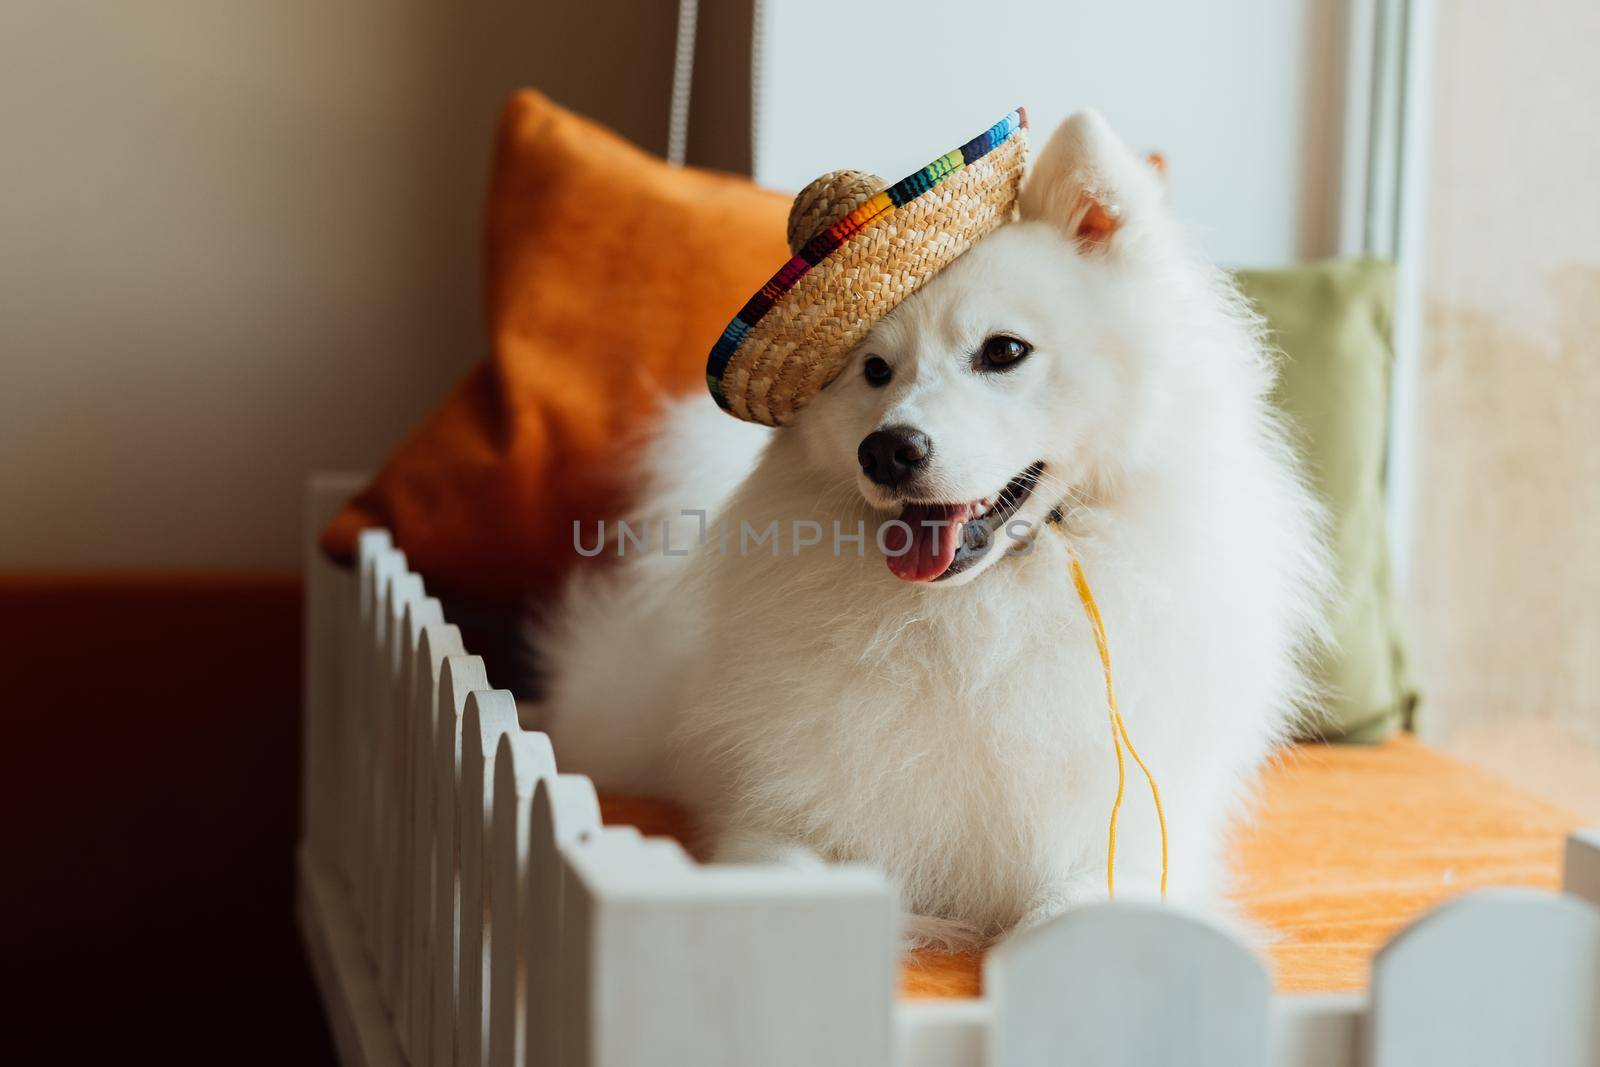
[321,91,790,608]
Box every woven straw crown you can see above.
[786,169,884,254]
[707,109,1029,426]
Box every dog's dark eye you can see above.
[863,355,893,387]
[979,335,1032,371]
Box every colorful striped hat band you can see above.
[707,109,1029,427]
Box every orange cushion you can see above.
[320,92,790,607]
[599,736,1581,996]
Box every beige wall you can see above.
[1412,1,1600,801]
[0,0,681,572]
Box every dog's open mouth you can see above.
[883,462,1045,582]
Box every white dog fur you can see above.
[529,111,1330,945]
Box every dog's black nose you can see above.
[858,426,932,488]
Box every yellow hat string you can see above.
[1051,523,1169,899]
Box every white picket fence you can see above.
[297,474,1600,1067]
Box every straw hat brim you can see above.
[707,109,1029,427]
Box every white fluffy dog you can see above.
[531,111,1329,944]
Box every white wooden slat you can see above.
[383,574,428,981]
[1562,829,1600,907]
[365,557,392,954]
[356,544,386,933]
[895,1000,989,1067]
[360,545,406,943]
[560,832,897,1067]
[488,731,557,1067]
[365,555,388,947]
[1268,994,1362,1067]
[555,827,671,1067]
[344,530,392,900]
[434,654,489,1067]
[458,690,521,1067]
[526,774,602,1067]
[393,595,445,1049]
[377,570,426,1009]
[350,543,380,908]
[1368,888,1600,1066]
[410,622,466,1063]
[987,902,1270,1067]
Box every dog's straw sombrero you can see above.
[707,109,1029,426]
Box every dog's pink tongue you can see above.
[885,502,975,582]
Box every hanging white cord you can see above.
[748,0,765,179]
[667,0,699,166]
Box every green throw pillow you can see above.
[1236,259,1413,742]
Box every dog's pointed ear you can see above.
[1019,111,1166,251]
